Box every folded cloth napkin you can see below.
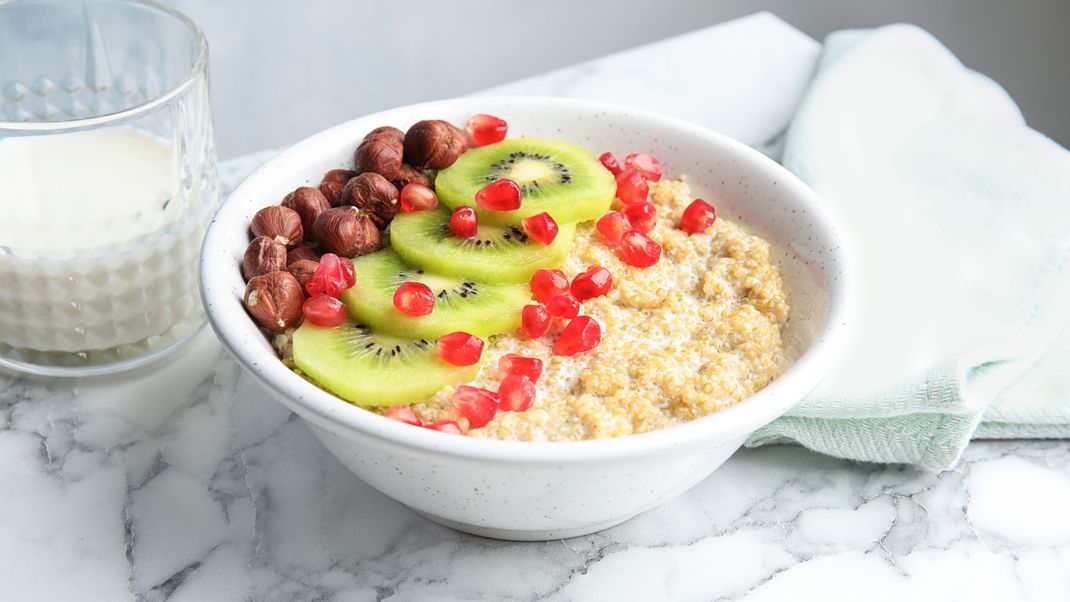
[745,24,1070,470]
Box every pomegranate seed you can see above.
[546,294,580,319]
[619,231,662,268]
[625,153,663,181]
[426,420,462,435]
[529,269,569,303]
[521,212,559,246]
[399,183,438,212]
[624,201,657,234]
[599,152,622,175]
[466,114,508,147]
[553,316,602,356]
[475,179,522,212]
[339,257,356,288]
[615,169,649,205]
[571,266,612,301]
[385,405,421,426]
[520,304,551,339]
[452,385,498,427]
[302,295,346,327]
[498,374,536,412]
[306,253,349,297]
[449,206,478,238]
[497,353,543,382]
[596,212,630,247]
[436,331,484,366]
[393,281,435,316]
[681,199,717,234]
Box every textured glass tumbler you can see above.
[0,0,217,375]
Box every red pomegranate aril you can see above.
[596,211,630,247]
[625,153,663,181]
[475,179,522,211]
[615,169,649,205]
[599,152,622,175]
[452,385,499,427]
[340,257,356,287]
[553,316,602,356]
[385,405,422,426]
[426,420,462,435]
[393,281,435,316]
[681,199,717,234]
[619,231,662,268]
[522,212,559,246]
[399,183,439,212]
[466,114,508,147]
[529,269,569,303]
[546,294,580,319]
[436,331,484,366]
[302,295,346,327]
[498,374,536,412]
[624,201,657,234]
[449,206,478,238]
[497,353,543,382]
[521,304,551,339]
[571,266,613,300]
[306,253,349,298]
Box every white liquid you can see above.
[0,127,209,352]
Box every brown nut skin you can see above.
[313,206,382,257]
[287,242,322,266]
[286,259,319,290]
[243,271,304,332]
[392,163,432,191]
[319,168,357,206]
[281,186,331,235]
[403,120,468,170]
[364,126,404,144]
[340,172,399,229]
[243,236,288,280]
[250,205,303,248]
[354,134,403,180]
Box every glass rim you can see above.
[0,0,208,132]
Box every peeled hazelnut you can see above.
[243,236,287,280]
[403,120,468,170]
[250,205,303,248]
[281,186,331,235]
[243,271,304,332]
[313,206,382,257]
[354,135,403,180]
[286,258,319,290]
[340,172,399,229]
[393,163,432,191]
[319,168,357,206]
[287,242,322,266]
[364,126,404,144]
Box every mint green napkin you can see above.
[745,25,1070,470]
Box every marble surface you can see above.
[2,13,1069,601]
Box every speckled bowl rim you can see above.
[201,96,852,464]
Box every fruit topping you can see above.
[521,304,551,339]
[449,206,478,238]
[598,152,622,175]
[571,266,612,300]
[426,420,462,434]
[303,295,347,328]
[497,353,543,382]
[623,201,657,234]
[498,374,536,412]
[595,211,630,247]
[399,182,439,212]
[306,253,351,298]
[681,199,717,234]
[466,114,508,147]
[475,178,523,212]
[529,269,569,303]
[393,281,435,316]
[546,294,580,319]
[436,331,484,366]
[614,169,649,205]
[624,153,662,181]
[452,385,499,427]
[340,257,356,287]
[385,405,422,426]
[553,315,601,356]
[522,212,559,246]
[619,231,662,268]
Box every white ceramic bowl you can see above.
[201,97,851,541]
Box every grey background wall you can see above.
[164,0,1070,159]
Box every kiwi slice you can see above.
[292,319,480,406]
[435,137,616,226]
[389,207,576,283]
[341,250,530,339]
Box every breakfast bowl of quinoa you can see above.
[200,97,850,540]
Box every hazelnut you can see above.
[393,163,432,191]
[403,120,468,169]
[319,168,357,206]
[313,206,382,257]
[364,126,404,144]
[243,271,304,332]
[340,172,399,229]
[281,186,331,234]
[286,258,319,290]
[287,242,322,266]
[250,205,303,248]
[243,236,287,280]
[354,134,403,180]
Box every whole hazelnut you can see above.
[250,205,303,248]
[286,258,319,290]
[243,236,288,280]
[340,172,399,229]
[243,271,304,332]
[281,186,331,234]
[393,163,432,191]
[403,120,468,169]
[354,134,403,180]
[364,126,404,144]
[313,206,382,257]
[319,168,357,206]
[287,242,322,266]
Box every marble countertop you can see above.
[2,13,1068,602]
